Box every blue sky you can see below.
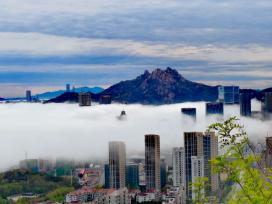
[0,0,271,97]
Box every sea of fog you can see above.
[0,100,271,171]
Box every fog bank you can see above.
[0,101,271,170]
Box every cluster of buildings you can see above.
[64,132,219,204]
[181,86,272,120]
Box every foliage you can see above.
[190,177,210,204]
[0,169,75,199]
[192,116,272,204]
[0,197,10,204]
[45,186,74,202]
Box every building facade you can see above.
[184,132,218,201]
[172,147,185,188]
[191,156,204,201]
[145,134,161,192]
[206,102,224,115]
[218,86,240,104]
[26,90,32,102]
[240,93,252,117]
[263,92,272,113]
[181,108,196,120]
[79,92,91,106]
[126,163,139,189]
[109,141,126,189]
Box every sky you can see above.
[0,101,271,171]
[0,0,271,97]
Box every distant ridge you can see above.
[46,67,218,104]
[35,86,104,100]
[45,67,272,105]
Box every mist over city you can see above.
[0,100,271,171]
[0,0,272,203]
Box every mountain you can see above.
[0,97,5,101]
[35,86,104,100]
[46,67,272,105]
[44,92,79,103]
[99,67,218,104]
[44,92,100,104]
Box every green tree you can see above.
[45,187,74,202]
[196,116,272,204]
[191,177,209,204]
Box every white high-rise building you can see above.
[172,147,185,187]
[109,141,126,189]
[191,156,204,201]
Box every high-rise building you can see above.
[191,156,204,201]
[145,134,161,192]
[100,95,112,104]
[126,163,139,189]
[66,84,71,92]
[240,93,252,117]
[184,132,218,201]
[181,108,196,120]
[79,92,91,106]
[26,90,32,102]
[172,147,185,187]
[104,164,110,189]
[218,86,240,104]
[109,141,126,189]
[263,92,272,113]
[160,158,167,189]
[206,102,224,115]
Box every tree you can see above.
[45,187,74,202]
[193,116,272,204]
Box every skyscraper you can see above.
[26,90,32,102]
[206,102,224,115]
[100,95,112,104]
[240,93,252,117]
[145,134,161,192]
[126,163,139,189]
[184,132,218,201]
[104,164,110,189]
[160,158,167,189]
[218,86,240,104]
[109,141,126,189]
[191,156,204,201]
[263,92,272,113]
[78,92,91,106]
[172,147,185,187]
[66,84,71,92]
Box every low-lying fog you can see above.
[0,100,271,171]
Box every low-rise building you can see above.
[65,187,130,204]
[136,190,161,203]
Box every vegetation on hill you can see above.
[0,169,76,203]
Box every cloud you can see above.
[0,0,271,93]
[0,102,271,171]
[0,32,272,64]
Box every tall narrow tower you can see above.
[109,141,126,189]
[172,147,185,187]
[145,134,161,191]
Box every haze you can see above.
[0,101,271,171]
